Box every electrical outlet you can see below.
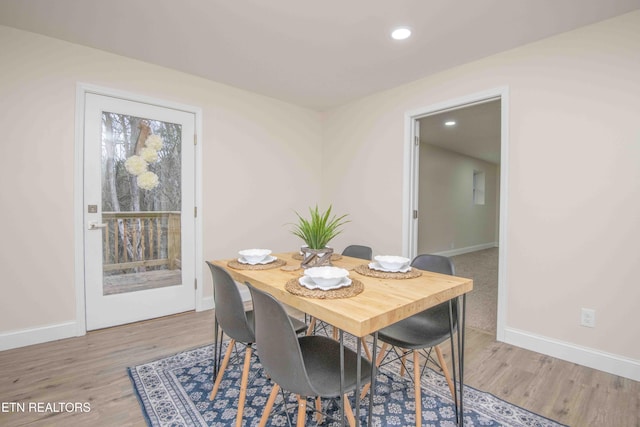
[581,308,596,328]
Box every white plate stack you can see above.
[369,255,411,272]
[300,266,351,290]
[238,249,276,265]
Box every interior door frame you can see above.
[402,86,509,341]
[74,83,204,336]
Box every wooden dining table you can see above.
[212,252,473,426]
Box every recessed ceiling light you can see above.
[445,121,456,126]
[391,27,411,40]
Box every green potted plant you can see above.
[290,205,350,268]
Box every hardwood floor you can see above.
[0,310,638,426]
[0,311,215,427]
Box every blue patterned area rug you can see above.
[128,342,567,426]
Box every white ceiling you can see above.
[1,0,639,111]
[419,100,501,164]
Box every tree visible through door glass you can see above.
[100,112,182,296]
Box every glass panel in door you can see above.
[101,113,183,295]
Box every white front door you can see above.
[83,92,196,330]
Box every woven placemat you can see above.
[354,264,422,279]
[285,278,364,299]
[227,258,286,270]
[291,252,343,261]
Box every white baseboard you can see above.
[197,295,214,311]
[0,321,79,352]
[2,300,218,352]
[434,242,497,257]
[503,327,640,382]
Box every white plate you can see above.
[238,255,277,265]
[298,276,352,291]
[368,262,411,273]
[303,266,350,287]
[238,248,272,263]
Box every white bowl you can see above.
[304,266,349,287]
[238,249,272,264]
[374,255,410,271]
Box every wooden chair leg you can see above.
[376,342,389,366]
[359,382,370,401]
[435,345,456,401]
[259,383,280,427]
[210,338,235,400]
[413,351,422,427]
[306,317,317,336]
[359,342,389,400]
[296,396,307,427]
[315,397,323,423]
[360,337,372,360]
[235,345,252,427]
[344,394,356,427]
[399,349,407,377]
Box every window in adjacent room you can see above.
[473,170,485,205]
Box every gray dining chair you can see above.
[247,282,372,427]
[361,254,458,427]
[205,262,306,427]
[342,244,373,261]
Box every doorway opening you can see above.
[403,87,509,340]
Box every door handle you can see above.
[88,221,108,230]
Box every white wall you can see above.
[0,26,322,340]
[323,11,640,378]
[1,10,639,380]
[418,144,498,254]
